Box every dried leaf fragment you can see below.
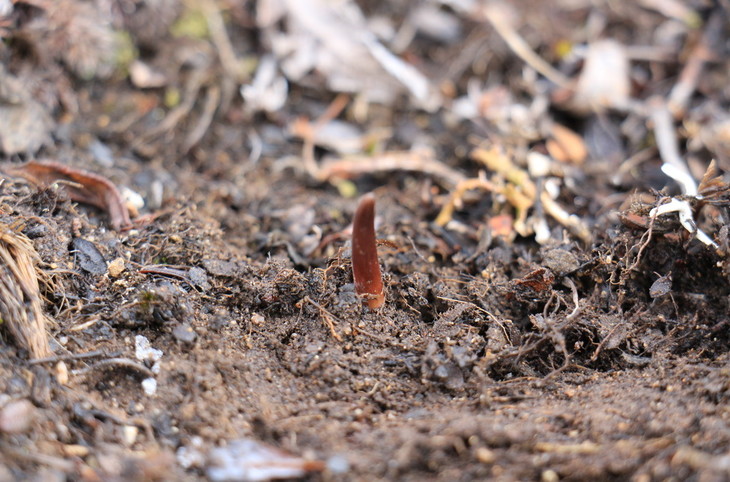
[547,124,587,164]
[259,0,440,109]
[71,238,107,275]
[0,161,132,231]
[207,438,325,481]
[514,268,555,292]
[568,39,630,113]
[697,160,729,201]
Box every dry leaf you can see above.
[240,55,288,114]
[569,39,630,113]
[1,161,133,231]
[698,160,724,195]
[258,0,440,110]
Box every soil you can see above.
[1,1,730,481]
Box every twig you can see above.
[435,174,498,226]
[436,295,511,343]
[295,94,350,179]
[73,357,156,379]
[68,316,103,332]
[590,322,625,362]
[140,68,206,142]
[638,0,702,26]
[647,96,697,195]
[472,148,591,242]
[29,349,120,365]
[139,265,200,289]
[481,5,570,87]
[563,278,582,322]
[301,296,343,341]
[318,148,466,189]
[183,85,221,153]
[0,442,77,472]
[668,10,723,116]
[540,192,592,244]
[201,0,247,82]
[626,209,658,274]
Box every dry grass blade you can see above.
[0,224,52,359]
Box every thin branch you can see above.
[481,5,570,87]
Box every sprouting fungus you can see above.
[351,193,385,309]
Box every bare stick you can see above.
[668,11,723,116]
[202,0,247,82]
[648,96,697,195]
[318,149,466,189]
[481,5,570,87]
[301,296,343,341]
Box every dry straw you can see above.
[0,223,52,359]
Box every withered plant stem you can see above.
[352,193,385,310]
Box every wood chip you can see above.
[547,124,588,164]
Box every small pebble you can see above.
[173,323,197,344]
[63,444,90,457]
[476,447,496,464]
[122,425,139,446]
[108,257,126,277]
[142,378,157,396]
[135,335,163,364]
[542,469,559,482]
[176,437,206,469]
[72,238,107,275]
[56,361,69,386]
[0,399,35,434]
[188,267,210,290]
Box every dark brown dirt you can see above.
[1,1,730,481]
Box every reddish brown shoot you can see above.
[352,193,385,310]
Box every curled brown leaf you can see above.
[1,160,132,231]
